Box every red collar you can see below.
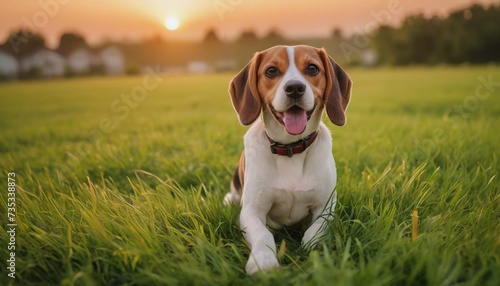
[266,131,318,157]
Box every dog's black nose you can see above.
[284,80,306,99]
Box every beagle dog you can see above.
[224,45,352,274]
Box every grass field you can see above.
[1,66,499,285]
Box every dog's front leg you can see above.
[302,191,337,249]
[240,204,279,274]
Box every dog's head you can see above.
[229,45,352,136]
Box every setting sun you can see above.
[165,17,180,31]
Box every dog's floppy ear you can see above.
[229,53,262,125]
[319,49,352,126]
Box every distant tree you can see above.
[331,28,343,40]
[203,29,220,43]
[373,3,500,65]
[58,32,88,54]
[262,28,284,46]
[146,34,165,44]
[402,15,443,64]
[263,28,283,41]
[372,25,395,64]
[454,4,500,63]
[237,30,258,43]
[1,30,46,57]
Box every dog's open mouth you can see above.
[271,105,315,135]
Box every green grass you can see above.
[1,66,499,285]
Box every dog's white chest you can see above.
[273,154,314,190]
[265,152,335,228]
[266,187,317,228]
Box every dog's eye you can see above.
[265,67,280,78]
[305,64,319,76]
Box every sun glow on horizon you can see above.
[165,17,180,30]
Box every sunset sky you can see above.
[0,0,497,47]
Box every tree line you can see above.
[1,2,498,72]
[372,4,500,65]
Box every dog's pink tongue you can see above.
[283,108,307,135]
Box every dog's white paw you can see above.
[302,228,324,250]
[245,251,279,274]
[223,192,238,206]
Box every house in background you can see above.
[187,61,214,74]
[0,51,19,78]
[99,46,125,75]
[215,59,237,72]
[0,30,127,79]
[60,46,125,76]
[65,48,94,74]
[360,48,377,67]
[20,49,66,77]
[18,45,127,78]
